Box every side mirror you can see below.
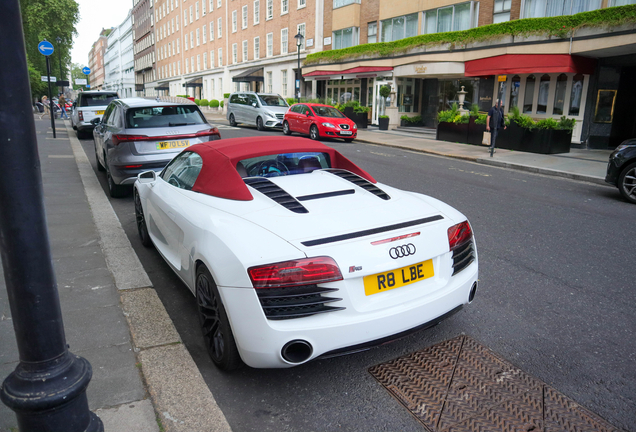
[90,118,101,126]
[252,102,257,108]
[305,111,311,116]
[138,170,157,184]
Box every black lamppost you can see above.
[56,37,64,94]
[294,32,304,103]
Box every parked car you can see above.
[71,91,119,138]
[226,92,289,130]
[93,97,220,198]
[133,136,478,370]
[283,103,358,142]
[605,138,636,204]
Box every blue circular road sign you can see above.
[82,67,91,75]
[38,40,54,56]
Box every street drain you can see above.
[368,335,619,432]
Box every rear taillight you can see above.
[196,127,220,141]
[112,134,149,146]
[78,110,84,121]
[447,221,472,251]
[248,257,343,289]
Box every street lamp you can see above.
[294,32,304,103]
[56,37,64,95]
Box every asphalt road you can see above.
[80,124,636,432]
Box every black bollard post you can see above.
[46,54,56,138]
[0,1,103,431]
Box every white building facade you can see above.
[103,11,136,98]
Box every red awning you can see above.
[464,54,596,77]
[304,66,393,77]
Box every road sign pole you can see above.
[0,2,103,431]
[45,55,56,138]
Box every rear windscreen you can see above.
[125,105,207,128]
[80,94,118,107]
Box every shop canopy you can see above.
[464,54,596,76]
[232,67,264,82]
[184,77,203,88]
[155,82,169,90]
[304,66,393,78]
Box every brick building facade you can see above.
[88,29,111,90]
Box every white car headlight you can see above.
[322,122,335,128]
[353,123,357,129]
[267,111,277,118]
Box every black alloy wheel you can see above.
[229,113,237,127]
[106,154,128,198]
[618,161,636,204]
[196,265,242,371]
[134,189,153,247]
[95,141,105,172]
[256,116,264,131]
[310,125,319,140]
[283,121,292,135]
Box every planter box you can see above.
[467,117,488,146]
[344,107,355,119]
[437,121,469,144]
[379,117,389,130]
[353,112,368,129]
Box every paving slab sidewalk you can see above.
[0,118,231,432]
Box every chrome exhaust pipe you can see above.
[469,282,477,303]
[281,340,313,364]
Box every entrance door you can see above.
[372,80,389,125]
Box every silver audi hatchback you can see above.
[93,97,221,197]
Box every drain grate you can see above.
[369,335,620,432]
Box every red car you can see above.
[283,103,357,142]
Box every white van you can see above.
[226,92,289,130]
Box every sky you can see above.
[70,0,134,66]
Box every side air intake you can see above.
[324,169,391,200]
[244,177,308,213]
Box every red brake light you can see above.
[112,134,149,146]
[248,257,343,289]
[447,221,472,251]
[78,110,84,121]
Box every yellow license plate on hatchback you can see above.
[363,259,434,296]
[95,110,105,115]
[156,140,190,150]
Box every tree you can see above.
[70,63,86,90]
[20,0,80,99]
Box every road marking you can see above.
[449,166,491,177]
[48,155,74,158]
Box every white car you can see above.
[71,90,119,139]
[133,137,478,370]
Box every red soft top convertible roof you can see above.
[187,136,376,201]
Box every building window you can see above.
[242,5,248,28]
[381,13,418,42]
[202,0,206,15]
[523,75,536,113]
[266,32,273,57]
[493,0,511,23]
[254,37,260,59]
[297,23,305,50]
[190,31,194,48]
[186,59,189,73]
[334,0,360,8]
[522,0,601,18]
[266,0,273,19]
[185,34,189,50]
[509,75,521,109]
[178,60,181,75]
[282,0,288,14]
[218,0,222,8]
[569,74,584,116]
[184,10,187,26]
[281,28,288,55]
[197,54,201,71]
[367,22,377,43]
[209,0,214,11]
[254,0,260,24]
[195,1,199,19]
[298,0,306,8]
[191,56,195,73]
[333,27,358,49]
[177,38,180,53]
[202,26,207,43]
[203,52,207,69]
[218,17,222,38]
[282,69,288,96]
[243,40,248,61]
[189,5,193,23]
[209,23,214,40]
[536,74,551,114]
[218,48,223,66]
[552,74,568,115]
[267,71,273,93]
[232,10,237,32]
[196,28,200,45]
[423,2,477,34]
[210,50,215,67]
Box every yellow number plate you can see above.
[363,259,434,296]
[95,110,105,115]
[156,140,190,150]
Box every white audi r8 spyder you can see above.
[134,136,478,370]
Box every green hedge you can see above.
[223,93,230,98]
[305,5,636,66]
[199,99,209,106]
[194,99,201,105]
[210,99,220,108]
[220,100,224,108]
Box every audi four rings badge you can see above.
[389,244,416,259]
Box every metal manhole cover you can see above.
[369,335,620,432]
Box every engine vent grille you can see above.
[452,240,475,276]
[256,285,345,320]
[275,113,284,119]
[324,169,390,200]
[244,177,308,213]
